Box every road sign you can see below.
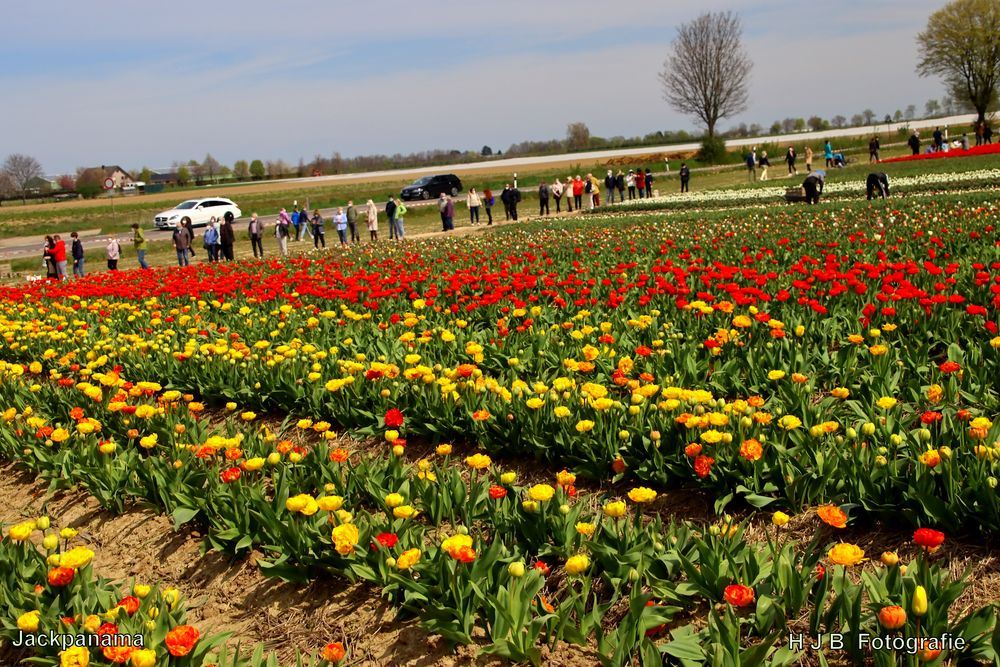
[103,177,115,190]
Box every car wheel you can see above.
[421,191,431,200]
[450,187,458,196]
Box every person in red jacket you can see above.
[571,176,584,209]
[635,170,646,199]
[51,234,68,280]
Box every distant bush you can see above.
[698,136,727,162]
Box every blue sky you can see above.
[4,0,948,174]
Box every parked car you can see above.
[400,174,463,201]
[153,198,242,229]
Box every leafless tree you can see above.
[565,122,591,151]
[917,0,1000,125]
[202,153,221,183]
[2,153,44,203]
[658,11,752,138]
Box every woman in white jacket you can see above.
[626,171,637,200]
[551,179,564,213]
[466,188,482,225]
[366,200,378,241]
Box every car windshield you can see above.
[174,201,199,210]
[412,177,432,186]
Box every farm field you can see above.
[0,175,999,666]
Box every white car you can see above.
[153,198,242,229]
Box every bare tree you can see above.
[658,11,752,138]
[202,153,221,183]
[0,171,14,199]
[917,0,1000,125]
[233,160,250,180]
[832,115,847,128]
[2,153,44,203]
[905,104,917,120]
[862,109,876,125]
[925,99,941,116]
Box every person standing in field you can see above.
[551,179,564,213]
[644,168,653,198]
[984,124,993,144]
[616,170,625,201]
[42,236,57,279]
[275,210,290,257]
[219,212,236,261]
[933,127,943,150]
[385,197,397,240]
[679,163,690,192]
[975,122,984,146]
[572,176,583,209]
[482,187,495,224]
[366,199,379,240]
[538,181,550,216]
[70,231,85,278]
[869,136,880,163]
[907,131,921,155]
[565,176,575,211]
[745,151,756,182]
[758,151,770,181]
[346,201,360,243]
[444,195,456,229]
[804,146,813,172]
[106,237,121,271]
[604,170,616,204]
[466,187,482,225]
[823,141,833,168]
[182,218,197,258]
[500,185,512,221]
[626,170,636,200]
[785,146,797,175]
[248,213,264,258]
[508,185,520,221]
[130,223,149,269]
[438,192,450,229]
[634,169,645,199]
[203,219,220,262]
[51,234,68,280]
[172,224,192,266]
[311,209,326,248]
[334,208,348,245]
[393,198,406,239]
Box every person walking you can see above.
[393,198,406,239]
[334,208,348,245]
[746,151,757,182]
[866,172,890,200]
[802,170,825,205]
[785,146,797,175]
[635,169,646,199]
[366,199,379,240]
[823,141,833,168]
[466,188,482,225]
[538,181,550,216]
[129,224,149,269]
[758,151,771,181]
[551,179,564,213]
[482,187,495,224]
[385,197,397,240]
[294,206,308,242]
[248,213,264,258]
[604,170,616,204]
[626,170,636,200]
[644,168,653,198]
[869,136,880,163]
[219,212,236,261]
[346,201,360,243]
[70,231,85,278]
[203,220,220,262]
[172,224,192,266]
[438,192,450,229]
[311,209,326,248]
[907,131,921,155]
[105,237,121,271]
[615,170,625,202]
[679,163,690,192]
[42,236,57,279]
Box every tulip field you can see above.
[1,184,999,666]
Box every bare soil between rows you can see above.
[0,464,600,666]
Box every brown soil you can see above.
[0,464,601,666]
